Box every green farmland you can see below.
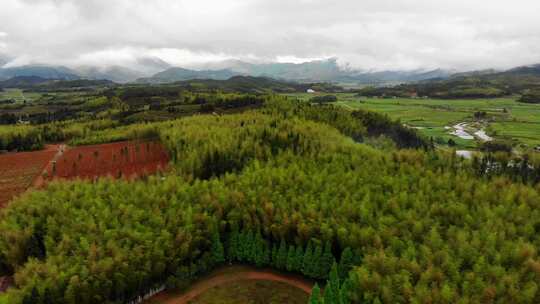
[0,89,41,103]
[287,93,540,149]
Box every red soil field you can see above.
[41,141,169,182]
[0,145,59,208]
[0,141,169,208]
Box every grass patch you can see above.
[187,280,309,304]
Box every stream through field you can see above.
[447,122,492,142]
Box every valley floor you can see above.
[286,93,540,150]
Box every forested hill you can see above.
[0,65,79,82]
[136,67,239,83]
[0,76,49,89]
[161,76,343,93]
[1,96,540,303]
[0,95,429,152]
[0,77,116,90]
[358,63,540,100]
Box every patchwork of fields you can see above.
[288,93,540,149]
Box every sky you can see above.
[1,0,540,71]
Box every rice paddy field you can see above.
[286,93,540,149]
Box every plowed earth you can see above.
[0,145,59,207]
[0,141,169,208]
[41,141,169,182]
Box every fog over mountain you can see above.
[0,56,459,84]
[0,54,8,67]
[1,0,539,75]
[135,58,458,84]
[0,65,79,81]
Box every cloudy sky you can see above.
[1,0,539,71]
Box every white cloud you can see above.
[0,0,539,71]
[146,49,236,67]
[0,32,7,54]
[275,55,330,64]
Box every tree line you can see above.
[471,151,540,185]
[1,94,429,153]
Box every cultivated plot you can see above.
[0,145,59,207]
[42,141,169,181]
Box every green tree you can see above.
[211,230,225,265]
[64,275,81,304]
[271,243,279,268]
[286,245,296,272]
[312,244,324,278]
[294,245,305,272]
[277,239,288,270]
[339,277,353,304]
[254,232,266,267]
[321,241,335,278]
[227,229,239,262]
[302,242,314,276]
[262,242,271,266]
[23,287,40,304]
[325,262,341,304]
[239,230,249,261]
[324,285,335,304]
[338,247,355,280]
[309,283,322,304]
[245,230,255,263]
[247,232,256,263]
[42,287,55,304]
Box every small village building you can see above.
[306,89,316,93]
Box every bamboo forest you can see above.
[0,93,539,304]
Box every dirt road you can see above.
[147,265,314,304]
[32,144,66,188]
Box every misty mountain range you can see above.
[0,57,537,86]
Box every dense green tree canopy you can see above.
[1,96,540,303]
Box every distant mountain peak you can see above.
[135,56,171,70]
[0,75,50,88]
[136,67,240,84]
[0,65,79,81]
[3,58,537,85]
[506,64,540,75]
[73,65,143,83]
